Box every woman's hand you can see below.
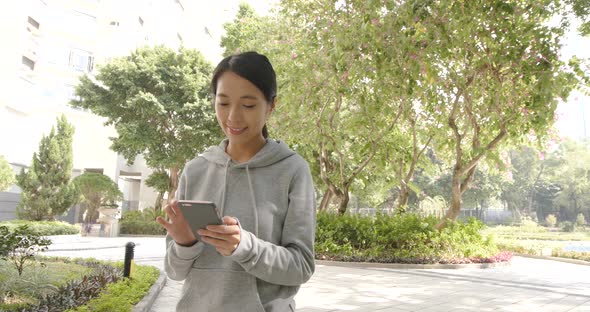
[197,216,241,256]
[156,200,197,246]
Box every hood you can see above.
[198,139,296,236]
[200,139,296,168]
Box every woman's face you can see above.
[214,71,274,146]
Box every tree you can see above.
[500,146,545,219]
[72,172,123,223]
[221,3,263,57]
[545,214,557,227]
[567,0,590,36]
[15,115,78,220]
[544,139,590,221]
[229,0,443,214]
[413,0,580,228]
[0,155,15,191]
[71,46,222,210]
[145,169,170,213]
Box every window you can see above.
[69,49,94,72]
[138,16,144,26]
[109,21,120,26]
[65,85,81,101]
[84,168,104,174]
[175,0,184,11]
[177,32,183,42]
[27,16,40,29]
[22,56,35,70]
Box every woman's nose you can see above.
[227,106,242,122]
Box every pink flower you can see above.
[291,52,298,59]
[506,171,513,181]
[371,18,380,25]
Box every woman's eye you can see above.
[217,103,229,106]
[243,105,255,109]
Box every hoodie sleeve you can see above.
[163,167,207,281]
[229,162,316,286]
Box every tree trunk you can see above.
[527,164,544,219]
[436,165,476,229]
[397,184,409,214]
[337,190,350,215]
[319,188,334,212]
[436,178,463,229]
[166,167,180,212]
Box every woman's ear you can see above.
[268,97,277,115]
[271,97,277,112]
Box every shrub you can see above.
[545,214,557,227]
[119,208,165,235]
[576,213,586,226]
[315,212,501,264]
[0,259,91,310]
[0,220,79,236]
[0,225,51,276]
[22,259,122,312]
[69,264,160,312]
[560,221,576,232]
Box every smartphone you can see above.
[177,200,223,239]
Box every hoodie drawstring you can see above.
[219,158,231,217]
[245,165,259,236]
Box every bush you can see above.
[69,264,160,312]
[545,214,557,227]
[315,212,502,264]
[19,259,122,312]
[0,225,51,276]
[119,208,165,235]
[560,221,576,232]
[0,220,79,236]
[576,213,586,226]
[0,259,92,311]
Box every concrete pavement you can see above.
[43,235,590,312]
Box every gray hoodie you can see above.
[164,139,316,312]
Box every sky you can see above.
[554,21,590,141]
[217,1,590,141]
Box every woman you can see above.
[157,51,316,312]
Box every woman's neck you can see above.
[226,138,267,163]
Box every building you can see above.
[0,0,212,222]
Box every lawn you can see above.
[482,224,590,262]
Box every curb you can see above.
[133,269,168,312]
[514,253,590,266]
[46,245,130,252]
[315,259,511,270]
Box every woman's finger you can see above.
[205,224,239,235]
[156,216,169,227]
[222,216,238,226]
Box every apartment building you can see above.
[0,0,210,222]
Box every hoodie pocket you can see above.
[178,268,265,312]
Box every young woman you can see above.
[157,51,316,312]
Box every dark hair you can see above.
[211,51,277,139]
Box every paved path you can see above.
[43,235,590,312]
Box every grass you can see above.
[1,257,159,312]
[482,224,590,262]
[0,258,92,309]
[482,225,590,241]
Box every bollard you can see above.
[124,241,135,278]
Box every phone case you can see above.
[177,200,223,239]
